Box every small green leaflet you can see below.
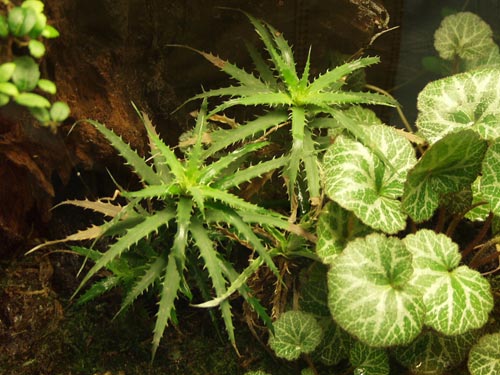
[349,341,389,375]
[315,201,371,264]
[323,124,416,234]
[402,130,487,223]
[417,68,500,144]
[468,333,500,375]
[393,329,478,375]
[268,310,323,360]
[480,140,500,216]
[434,12,495,61]
[404,230,494,336]
[327,233,425,347]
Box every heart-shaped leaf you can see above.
[468,333,500,375]
[393,329,478,374]
[327,233,424,347]
[323,125,416,234]
[404,229,494,335]
[417,68,500,144]
[315,201,371,264]
[434,12,495,61]
[402,130,487,223]
[268,310,323,360]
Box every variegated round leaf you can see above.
[327,233,424,347]
[393,329,478,374]
[402,130,487,223]
[315,201,371,264]
[468,333,500,375]
[269,310,323,360]
[323,125,416,234]
[417,69,500,144]
[434,12,495,61]
[404,230,494,335]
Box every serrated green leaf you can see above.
[74,209,174,297]
[307,57,380,93]
[15,92,50,107]
[404,229,494,335]
[86,119,162,185]
[480,140,500,216]
[0,63,16,82]
[8,6,37,37]
[402,130,487,223]
[468,333,500,375]
[417,68,500,144]
[12,56,40,91]
[117,254,167,315]
[324,125,416,234]
[0,82,19,97]
[315,201,371,264]
[205,110,288,158]
[393,329,478,375]
[434,12,495,61]
[190,218,235,348]
[50,101,70,122]
[328,233,425,347]
[152,251,181,360]
[37,79,56,94]
[28,39,45,58]
[349,341,389,375]
[269,310,323,360]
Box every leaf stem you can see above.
[462,212,493,259]
[303,354,319,375]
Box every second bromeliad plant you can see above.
[32,9,499,375]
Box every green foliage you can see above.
[393,329,478,375]
[268,310,323,360]
[434,12,495,62]
[402,130,487,222]
[404,230,493,335]
[468,333,500,375]
[176,9,396,210]
[31,102,297,359]
[0,0,69,130]
[349,341,389,375]
[30,9,500,374]
[327,233,425,347]
[323,123,416,233]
